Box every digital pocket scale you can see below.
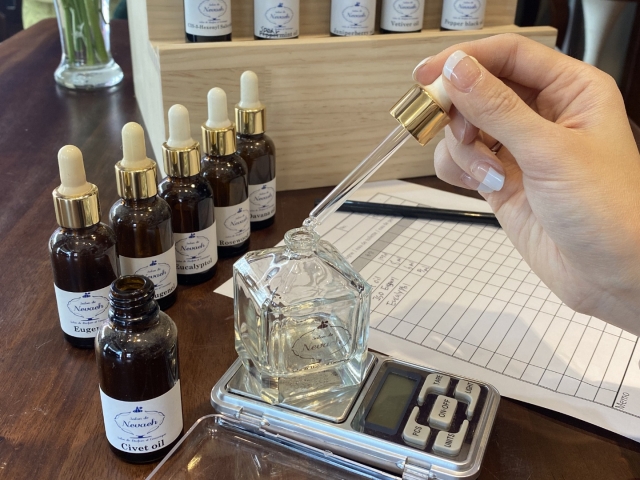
[208,352,500,480]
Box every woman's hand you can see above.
[413,34,640,332]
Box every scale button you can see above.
[433,420,469,456]
[454,381,481,419]
[428,395,457,430]
[418,373,450,406]
[402,406,430,449]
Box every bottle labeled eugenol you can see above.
[380,0,425,33]
[200,88,251,258]
[96,275,183,464]
[158,105,218,285]
[235,71,276,230]
[330,0,377,36]
[109,123,178,310]
[49,146,117,348]
[254,0,300,39]
[183,0,232,42]
[441,0,485,30]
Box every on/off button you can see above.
[428,395,458,430]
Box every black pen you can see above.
[314,199,500,227]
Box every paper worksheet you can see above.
[215,180,640,441]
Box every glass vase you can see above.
[233,227,371,404]
[53,0,123,90]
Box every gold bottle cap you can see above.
[236,70,266,135]
[115,122,158,200]
[202,87,237,156]
[52,145,101,229]
[390,79,451,146]
[162,104,201,177]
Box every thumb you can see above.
[441,50,555,162]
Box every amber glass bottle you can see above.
[96,275,183,464]
[235,71,276,230]
[158,105,217,285]
[200,87,250,258]
[109,122,178,310]
[50,145,117,348]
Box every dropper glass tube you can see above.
[307,77,452,228]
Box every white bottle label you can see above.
[441,0,485,30]
[215,199,251,247]
[118,247,178,300]
[174,222,218,275]
[249,177,276,222]
[381,0,424,32]
[254,0,299,39]
[54,285,110,338]
[330,0,376,36]
[184,0,232,36]
[99,381,183,454]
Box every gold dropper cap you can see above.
[202,87,237,156]
[162,104,201,177]
[390,80,451,146]
[52,145,101,229]
[236,70,266,135]
[115,122,158,200]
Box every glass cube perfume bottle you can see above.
[234,227,371,404]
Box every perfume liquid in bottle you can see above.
[235,71,276,230]
[184,0,232,42]
[200,88,251,258]
[330,0,376,36]
[49,146,117,348]
[96,275,183,463]
[234,227,371,404]
[109,122,178,310]
[441,0,485,30]
[380,0,424,33]
[254,0,300,39]
[158,105,217,285]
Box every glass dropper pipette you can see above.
[307,75,453,228]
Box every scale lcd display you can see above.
[365,373,417,431]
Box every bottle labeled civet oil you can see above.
[183,0,232,42]
[158,105,217,285]
[200,87,251,258]
[235,71,276,230]
[49,145,117,348]
[109,122,178,310]
[96,275,183,464]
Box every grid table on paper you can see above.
[330,193,638,409]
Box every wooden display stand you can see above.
[127,0,556,190]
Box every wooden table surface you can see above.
[1,19,640,480]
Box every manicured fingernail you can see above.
[471,162,504,191]
[443,50,482,92]
[461,173,493,193]
[412,56,434,84]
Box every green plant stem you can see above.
[61,4,76,63]
[83,0,109,64]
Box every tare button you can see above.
[428,395,457,430]
[454,381,481,419]
[418,373,450,406]
[402,406,430,449]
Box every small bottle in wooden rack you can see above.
[235,71,276,230]
[440,0,485,30]
[49,145,117,348]
[200,87,251,258]
[109,122,178,310]
[96,275,183,464]
[254,0,300,39]
[158,104,217,285]
[183,0,232,42]
[330,0,377,36]
[380,0,425,33]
